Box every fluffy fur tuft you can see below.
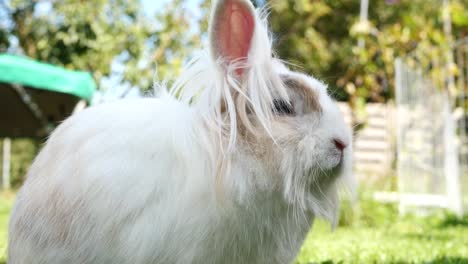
[170,6,287,151]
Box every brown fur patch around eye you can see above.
[280,75,322,113]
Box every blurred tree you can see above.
[268,0,359,102]
[149,0,209,83]
[0,0,208,91]
[267,0,466,119]
[0,0,464,99]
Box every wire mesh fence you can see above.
[395,37,467,215]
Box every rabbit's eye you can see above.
[272,99,295,115]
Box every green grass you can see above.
[0,191,14,264]
[296,216,468,264]
[296,192,468,264]
[0,191,467,264]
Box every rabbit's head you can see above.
[166,0,354,221]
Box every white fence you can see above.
[338,103,396,177]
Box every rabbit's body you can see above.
[9,98,312,264]
[9,0,354,263]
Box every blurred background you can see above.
[0,0,467,263]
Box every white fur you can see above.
[8,1,354,263]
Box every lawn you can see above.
[0,191,14,264]
[0,191,467,264]
[296,217,468,264]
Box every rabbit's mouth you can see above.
[331,160,344,175]
[321,155,345,180]
[304,163,342,193]
[318,150,344,171]
[305,158,343,184]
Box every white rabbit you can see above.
[8,0,354,263]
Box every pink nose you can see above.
[333,138,347,151]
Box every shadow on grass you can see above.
[402,232,452,241]
[307,257,468,264]
[438,214,468,228]
[425,257,468,264]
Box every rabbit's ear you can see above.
[209,0,255,74]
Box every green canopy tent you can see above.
[0,54,96,189]
[0,54,96,138]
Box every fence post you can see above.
[394,58,407,215]
[2,138,11,190]
[443,95,463,216]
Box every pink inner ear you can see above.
[217,1,254,66]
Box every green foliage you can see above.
[338,174,399,228]
[268,0,467,112]
[0,0,208,90]
[269,0,338,75]
[8,139,39,188]
[1,0,465,99]
[451,1,468,27]
[150,0,209,83]
[338,191,398,228]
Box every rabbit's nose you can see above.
[333,138,347,151]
